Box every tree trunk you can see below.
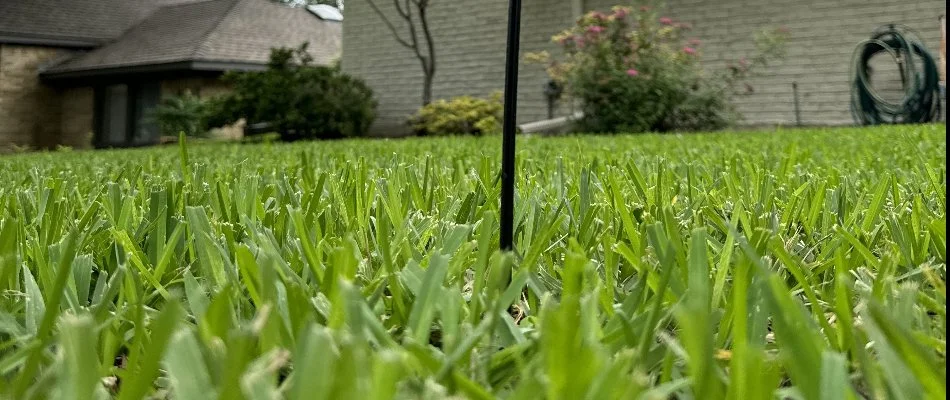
[365,0,436,107]
[422,72,434,106]
[418,4,436,106]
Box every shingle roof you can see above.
[0,0,194,46]
[198,0,341,66]
[34,0,341,78]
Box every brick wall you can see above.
[343,0,945,133]
[344,1,495,135]
[343,1,580,136]
[0,44,72,150]
[941,14,946,83]
[587,0,945,126]
[59,87,94,149]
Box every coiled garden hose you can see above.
[850,24,942,125]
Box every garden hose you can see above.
[849,24,942,125]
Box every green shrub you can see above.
[211,43,377,140]
[409,93,502,136]
[201,95,241,134]
[529,4,789,133]
[150,92,211,138]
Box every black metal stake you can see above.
[500,0,522,252]
[792,82,802,126]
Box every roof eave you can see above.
[39,60,269,82]
[0,33,100,48]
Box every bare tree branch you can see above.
[365,0,414,49]
[392,0,409,18]
[415,1,436,77]
[364,0,436,105]
[403,2,425,62]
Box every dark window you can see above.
[133,82,161,145]
[95,81,164,147]
[101,84,129,147]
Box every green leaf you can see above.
[22,266,44,336]
[58,314,101,400]
[289,325,337,400]
[164,329,216,399]
[117,300,184,400]
[406,253,449,345]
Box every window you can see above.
[100,84,128,146]
[95,82,163,147]
[133,82,161,145]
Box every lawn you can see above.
[0,125,945,399]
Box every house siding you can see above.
[343,0,945,134]
[586,0,945,126]
[0,44,71,151]
[342,0,573,136]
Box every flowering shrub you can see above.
[409,92,503,136]
[528,5,789,133]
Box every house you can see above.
[0,0,341,150]
[343,0,945,135]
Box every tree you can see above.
[364,0,436,106]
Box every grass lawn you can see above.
[0,125,945,399]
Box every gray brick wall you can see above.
[343,0,945,134]
[342,0,575,135]
[588,0,946,126]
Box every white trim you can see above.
[519,112,583,133]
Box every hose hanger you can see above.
[850,24,942,125]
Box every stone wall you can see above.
[343,0,946,132]
[0,44,73,150]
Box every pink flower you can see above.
[626,69,639,77]
[591,11,606,20]
[613,8,629,19]
[683,47,697,55]
[659,17,673,25]
[688,38,701,46]
[587,25,605,34]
